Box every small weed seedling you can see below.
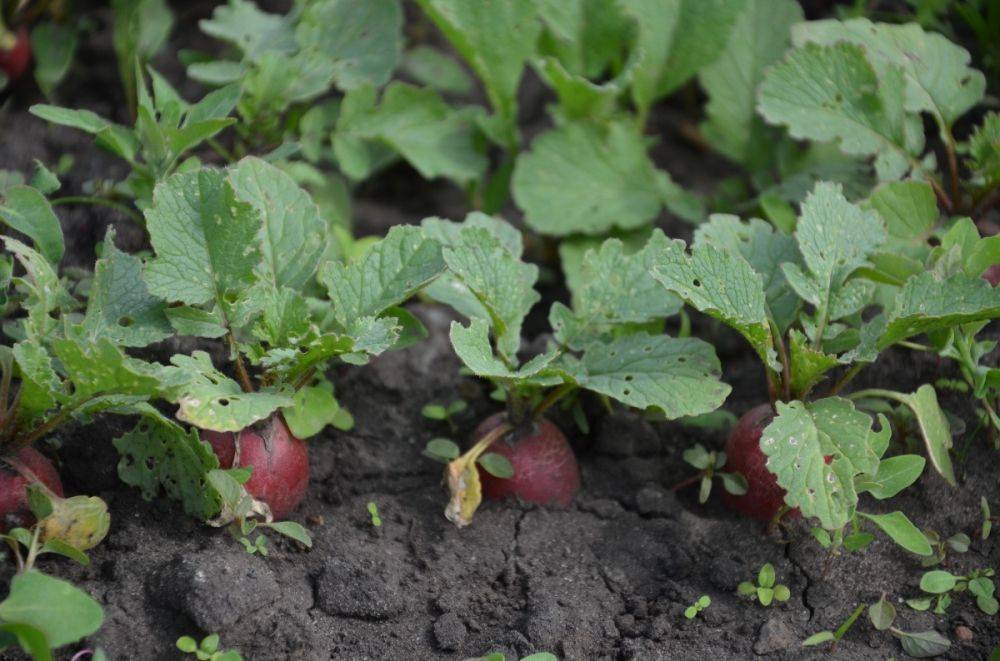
[176,633,243,661]
[422,399,467,432]
[983,497,996,541]
[802,602,865,649]
[684,595,711,620]
[738,564,790,607]
[421,215,729,526]
[919,529,971,568]
[367,502,382,528]
[674,443,747,504]
[474,653,556,661]
[909,568,998,616]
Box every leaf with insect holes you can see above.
[442,227,540,362]
[785,183,885,309]
[650,239,778,372]
[227,157,327,291]
[760,398,888,530]
[693,215,802,331]
[551,230,681,350]
[52,336,162,402]
[423,214,523,322]
[0,186,64,264]
[335,82,486,185]
[698,0,802,168]
[793,18,985,128]
[415,0,538,148]
[320,224,445,331]
[858,510,933,556]
[879,271,1000,348]
[856,454,926,500]
[114,407,221,519]
[143,169,262,308]
[0,571,103,649]
[12,340,61,420]
[561,333,731,419]
[620,0,743,115]
[163,352,292,432]
[83,231,171,348]
[758,42,916,181]
[296,0,403,91]
[449,319,560,384]
[512,121,684,237]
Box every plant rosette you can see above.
[420,214,730,526]
[650,181,1000,555]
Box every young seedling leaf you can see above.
[856,454,926,499]
[478,452,514,479]
[266,520,313,547]
[424,438,461,462]
[897,629,950,658]
[802,631,835,646]
[282,382,343,439]
[758,563,776,588]
[920,570,959,594]
[858,511,933,556]
[0,571,103,648]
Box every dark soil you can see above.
[1,3,999,661]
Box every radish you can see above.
[720,404,790,522]
[0,27,30,83]
[473,412,580,508]
[0,447,64,530]
[982,264,1000,287]
[202,416,309,521]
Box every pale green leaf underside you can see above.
[0,185,65,264]
[449,319,559,382]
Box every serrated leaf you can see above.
[650,239,777,371]
[296,0,402,91]
[793,18,985,128]
[760,398,887,530]
[621,0,744,117]
[879,271,1000,348]
[512,121,677,237]
[698,0,802,168]
[144,169,261,308]
[335,82,486,185]
[449,319,559,383]
[12,340,60,420]
[788,329,840,397]
[320,224,445,331]
[113,411,221,519]
[0,186,64,264]
[859,510,933,556]
[759,42,915,181]
[0,572,103,649]
[442,227,539,361]
[83,232,171,347]
[227,157,326,291]
[52,336,162,402]
[415,0,539,148]
[857,454,926,499]
[4,237,70,337]
[199,0,295,61]
[563,333,730,419]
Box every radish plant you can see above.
[420,214,729,526]
[114,157,445,543]
[651,180,1000,555]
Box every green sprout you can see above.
[738,563,791,607]
[684,595,711,619]
[176,633,244,661]
[367,502,382,528]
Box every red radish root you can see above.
[0,27,31,83]
[0,446,64,530]
[203,416,309,520]
[720,404,792,522]
[473,413,580,508]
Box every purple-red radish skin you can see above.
[0,28,31,82]
[0,446,64,530]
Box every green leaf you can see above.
[536,0,629,79]
[758,563,776,588]
[29,104,115,135]
[967,112,999,187]
[858,510,933,556]
[698,0,802,168]
[478,452,514,479]
[266,520,313,547]
[793,18,985,128]
[296,0,403,91]
[533,56,628,123]
[802,631,835,646]
[875,385,955,486]
[0,186,65,264]
[788,329,840,397]
[880,271,1000,349]
[39,539,90,566]
[682,444,711,470]
[415,0,539,148]
[52,336,162,401]
[897,629,950,658]
[758,42,915,181]
[857,454,926,499]
[758,587,774,606]
[920,570,959,594]
[144,169,261,307]
[282,382,342,439]
[737,581,757,597]
[12,340,60,421]
[227,157,326,291]
[424,438,461,462]
[26,484,54,520]
[320,224,445,340]
[868,594,896,631]
[3,237,69,337]
[165,353,291,431]
[31,22,78,97]
[563,333,731,419]
[773,585,791,602]
[621,0,744,117]
[650,239,777,371]
[442,227,539,361]
[198,0,295,60]
[177,635,198,653]
[865,180,938,244]
[422,404,448,420]
[335,83,487,185]
[83,231,172,347]
[842,532,874,551]
[760,398,887,530]
[113,409,221,519]
[449,319,559,382]
[512,121,679,237]
[720,472,748,496]
[401,45,474,95]
[0,571,103,648]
